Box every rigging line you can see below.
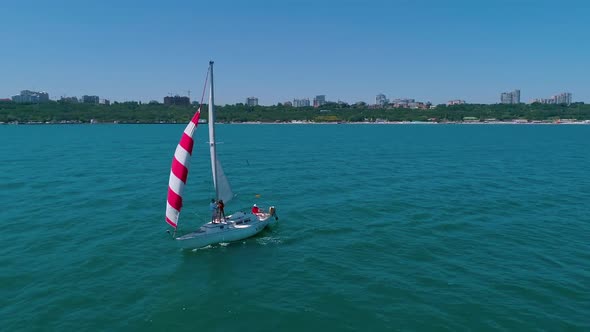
[198,66,210,107]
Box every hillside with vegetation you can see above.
[1,101,589,124]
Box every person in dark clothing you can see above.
[217,199,226,220]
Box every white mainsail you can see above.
[207,61,234,203]
[215,158,234,203]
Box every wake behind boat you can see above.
[165,61,279,249]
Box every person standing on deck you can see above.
[209,199,218,223]
[217,199,226,221]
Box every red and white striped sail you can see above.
[165,109,202,228]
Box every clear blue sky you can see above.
[1,0,588,105]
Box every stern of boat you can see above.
[262,206,279,226]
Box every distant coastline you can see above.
[2,101,590,125]
[3,120,590,125]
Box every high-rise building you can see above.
[391,98,415,108]
[12,90,49,103]
[163,95,190,106]
[60,96,79,103]
[246,97,259,106]
[532,92,572,105]
[500,89,520,104]
[554,92,572,104]
[447,100,466,105]
[313,95,326,108]
[376,94,388,106]
[83,95,100,104]
[513,89,520,103]
[293,98,310,107]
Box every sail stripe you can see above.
[167,187,183,211]
[166,202,180,218]
[165,107,201,229]
[174,144,190,162]
[168,172,185,196]
[179,133,194,154]
[165,202,180,228]
[165,216,177,228]
[171,157,189,183]
[190,111,201,125]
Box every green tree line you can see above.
[1,100,589,123]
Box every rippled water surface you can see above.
[1,124,589,331]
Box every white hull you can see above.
[175,209,278,249]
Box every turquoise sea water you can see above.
[1,124,589,331]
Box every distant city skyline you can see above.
[1,0,589,105]
[5,88,577,107]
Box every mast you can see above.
[208,61,219,200]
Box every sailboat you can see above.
[165,61,278,249]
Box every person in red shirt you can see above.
[251,204,260,214]
[217,200,225,220]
